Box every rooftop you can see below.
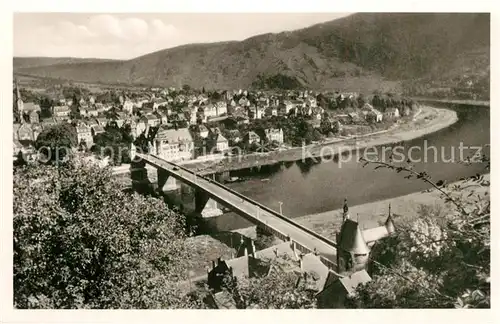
[155,127,193,143]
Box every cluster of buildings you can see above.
[13,81,414,163]
[202,200,396,308]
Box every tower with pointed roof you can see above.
[385,204,396,235]
[342,198,350,222]
[336,218,370,273]
[15,79,24,121]
[336,198,370,273]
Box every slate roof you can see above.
[155,127,193,143]
[338,219,370,254]
[338,269,372,295]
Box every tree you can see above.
[35,124,78,163]
[349,155,490,308]
[182,84,191,93]
[357,94,366,107]
[39,96,54,119]
[13,160,204,309]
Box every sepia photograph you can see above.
[8,4,492,315]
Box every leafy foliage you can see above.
[251,74,302,90]
[91,123,134,165]
[35,124,78,163]
[13,159,203,308]
[349,155,490,308]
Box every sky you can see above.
[14,13,351,60]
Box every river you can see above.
[205,104,490,231]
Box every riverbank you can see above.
[234,174,490,241]
[411,97,490,107]
[182,106,458,175]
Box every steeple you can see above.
[338,219,370,255]
[385,204,396,234]
[342,198,350,222]
[15,78,24,123]
[15,78,21,102]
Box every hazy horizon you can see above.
[14,13,351,60]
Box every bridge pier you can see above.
[195,189,223,218]
[157,169,180,192]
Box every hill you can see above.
[13,57,120,70]
[14,13,490,96]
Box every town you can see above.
[13,79,418,166]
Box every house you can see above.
[402,106,412,117]
[41,118,57,129]
[278,101,294,116]
[91,124,105,136]
[85,118,99,128]
[152,126,194,162]
[312,107,324,120]
[31,124,42,141]
[347,112,362,124]
[135,119,147,137]
[152,99,169,111]
[95,117,109,127]
[364,108,383,123]
[214,133,229,152]
[248,106,264,120]
[385,108,400,119]
[265,128,284,144]
[244,131,260,145]
[76,124,93,147]
[142,114,161,128]
[122,99,134,114]
[265,107,278,117]
[17,123,34,142]
[202,104,218,120]
[23,102,41,114]
[94,103,105,113]
[157,111,168,124]
[215,101,228,116]
[28,111,39,124]
[57,95,66,105]
[306,97,317,108]
[52,105,70,118]
[13,139,23,157]
[198,125,209,139]
[54,116,70,124]
[189,107,198,125]
[316,269,371,308]
[177,113,187,123]
[114,112,128,128]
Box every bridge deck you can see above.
[137,154,338,264]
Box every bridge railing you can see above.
[144,153,338,249]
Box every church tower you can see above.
[15,78,24,116]
[336,198,370,273]
[342,198,350,222]
[385,204,396,235]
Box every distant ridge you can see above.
[14,13,490,94]
[14,57,122,70]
